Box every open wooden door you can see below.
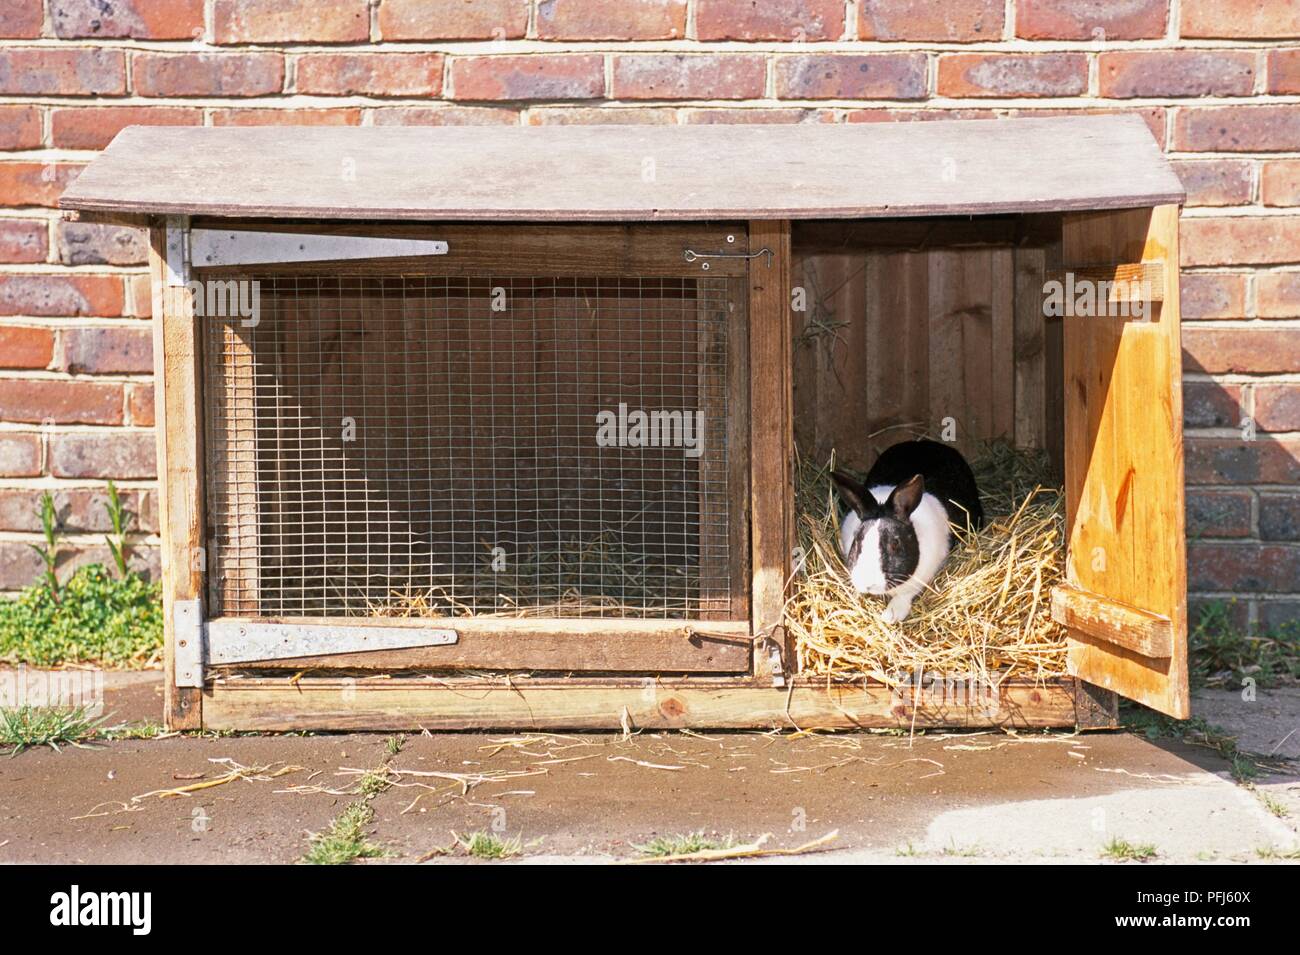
[1055,205,1189,718]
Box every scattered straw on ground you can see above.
[787,442,1069,685]
[620,830,840,864]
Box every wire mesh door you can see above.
[204,273,741,626]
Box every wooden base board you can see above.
[201,676,1117,732]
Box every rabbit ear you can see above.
[831,470,874,518]
[888,474,925,519]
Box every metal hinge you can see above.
[170,602,460,688]
[755,631,788,688]
[173,599,204,688]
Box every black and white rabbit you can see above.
[831,439,983,623]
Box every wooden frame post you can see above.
[150,217,204,729]
[748,220,794,682]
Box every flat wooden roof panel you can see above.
[60,115,1183,221]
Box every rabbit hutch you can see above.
[60,116,1189,732]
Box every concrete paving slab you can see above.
[1,669,1297,864]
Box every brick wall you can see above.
[0,0,1296,630]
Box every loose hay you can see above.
[787,443,1069,686]
[318,529,700,619]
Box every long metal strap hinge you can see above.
[172,601,459,688]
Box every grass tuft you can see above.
[1101,837,1158,863]
[1255,845,1300,861]
[0,705,104,756]
[302,802,388,866]
[632,831,737,859]
[454,830,524,860]
[1190,602,1299,689]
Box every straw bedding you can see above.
[786,441,1069,685]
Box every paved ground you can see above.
[0,671,1296,864]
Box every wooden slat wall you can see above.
[793,244,1054,470]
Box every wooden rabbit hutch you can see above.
[60,116,1189,732]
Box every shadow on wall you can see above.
[1180,352,1300,634]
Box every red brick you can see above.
[213,0,368,43]
[527,107,676,125]
[0,541,43,588]
[1261,161,1300,207]
[1017,0,1167,39]
[0,486,157,534]
[682,108,832,124]
[1174,160,1254,208]
[0,378,123,425]
[774,54,928,100]
[451,55,606,101]
[1181,217,1300,267]
[1258,272,1300,317]
[1001,106,1167,148]
[1184,381,1243,429]
[0,326,54,369]
[0,48,126,96]
[1186,437,1300,485]
[61,327,153,375]
[1259,492,1300,542]
[540,0,686,40]
[51,432,156,479]
[1189,543,1298,593]
[697,0,844,41]
[0,219,48,264]
[1181,0,1300,39]
[50,106,204,151]
[859,0,1002,42]
[612,54,767,101]
[127,274,152,319]
[937,53,1088,98]
[0,106,42,151]
[0,433,40,476]
[0,162,82,208]
[1098,51,1255,98]
[127,383,155,427]
[50,0,203,39]
[132,53,284,98]
[1269,50,1300,94]
[1256,385,1300,433]
[212,108,363,127]
[378,0,528,40]
[57,222,148,267]
[0,275,123,317]
[371,106,520,126]
[297,53,445,97]
[1183,327,1300,374]
[1186,489,1253,538]
[1174,106,1300,152]
[0,1,44,38]
[1180,273,1247,319]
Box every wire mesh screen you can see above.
[204,275,735,620]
